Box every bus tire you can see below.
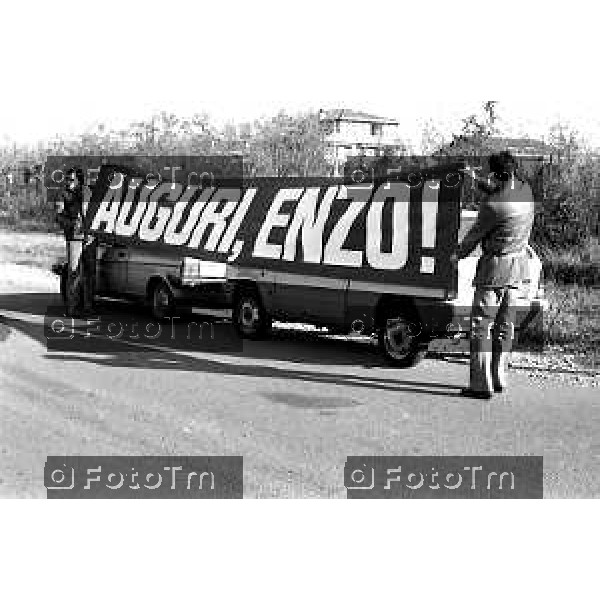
[233,288,272,340]
[378,306,426,367]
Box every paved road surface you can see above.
[0,283,598,498]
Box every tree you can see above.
[420,119,445,155]
[444,100,501,158]
[242,111,330,177]
[533,122,600,250]
[436,100,504,209]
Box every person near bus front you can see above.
[450,151,535,400]
[55,167,96,317]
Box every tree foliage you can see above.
[0,109,331,230]
[534,123,600,250]
[420,101,599,253]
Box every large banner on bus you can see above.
[45,155,464,291]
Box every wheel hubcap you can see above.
[385,318,415,357]
[240,300,259,329]
[154,288,170,312]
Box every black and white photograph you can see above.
[0,0,597,596]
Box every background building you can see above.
[319,109,406,175]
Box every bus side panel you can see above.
[345,289,380,334]
[272,276,347,328]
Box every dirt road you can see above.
[0,265,598,498]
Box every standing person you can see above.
[81,186,97,316]
[55,167,95,317]
[450,151,535,400]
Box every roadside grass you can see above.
[0,228,598,370]
[537,241,600,287]
[539,281,600,369]
[0,230,64,271]
[0,191,60,235]
[531,243,600,369]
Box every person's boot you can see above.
[464,319,494,400]
[460,388,493,400]
[492,340,509,392]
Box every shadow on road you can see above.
[0,292,465,399]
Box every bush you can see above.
[537,244,600,287]
[0,189,60,233]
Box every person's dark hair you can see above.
[489,151,517,181]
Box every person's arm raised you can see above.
[461,165,500,195]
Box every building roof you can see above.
[319,109,399,125]
[442,135,555,156]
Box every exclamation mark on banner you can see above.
[420,181,439,273]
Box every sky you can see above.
[2,1,599,150]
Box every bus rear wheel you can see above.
[378,308,426,367]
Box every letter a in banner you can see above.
[91,181,123,234]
